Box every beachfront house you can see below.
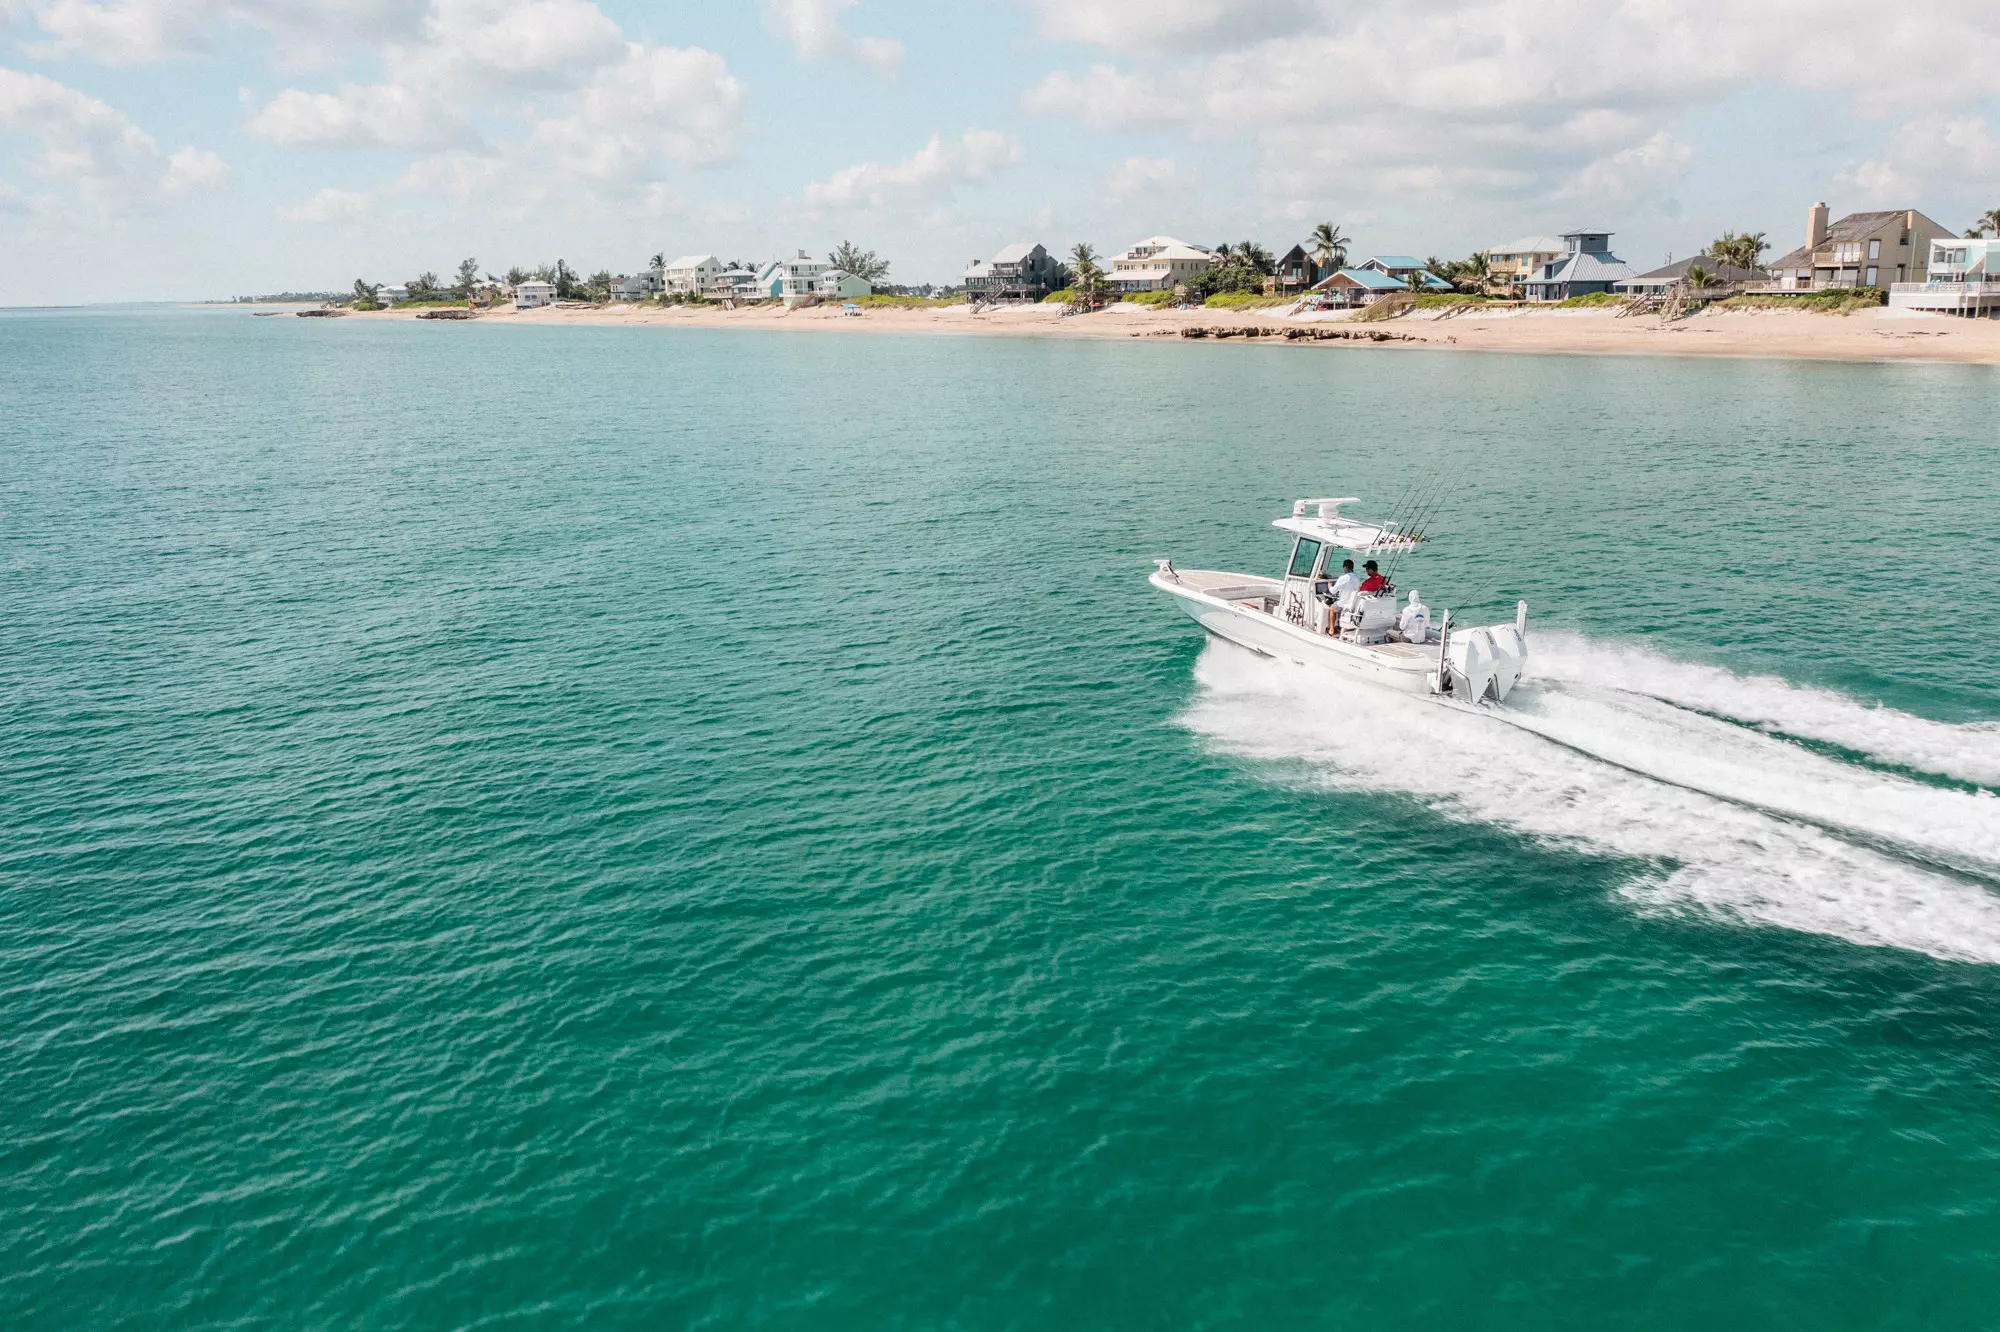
[1108,236,1216,293]
[751,251,832,307]
[1356,256,1452,291]
[608,271,662,301]
[1765,204,1953,291]
[814,268,874,300]
[1309,267,1412,308]
[1522,231,1637,301]
[515,280,555,309]
[1888,237,2000,317]
[705,267,762,301]
[662,255,722,295]
[378,284,410,305]
[1613,255,1769,295]
[962,243,1064,302]
[1483,236,1567,297]
[1270,245,1319,293]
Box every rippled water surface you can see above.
[5,308,2000,1328]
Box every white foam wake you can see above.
[1181,640,2000,964]
[1532,632,2000,789]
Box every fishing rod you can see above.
[1387,458,1470,582]
[1380,458,1450,563]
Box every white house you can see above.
[1109,236,1215,293]
[813,268,873,300]
[1889,236,2000,317]
[662,254,722,295]
[608,271,662,301]
[763,250,831,306]
[515,280,556,309]
[378,284,410,305]
[705,267,762,301]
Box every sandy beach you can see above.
[352,298,2000,365]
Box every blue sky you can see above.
[3,0,1998,304]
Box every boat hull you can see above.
[1150,569,1437,695]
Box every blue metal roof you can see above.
[1367,255,1428,270]
[1336,267,1410,290]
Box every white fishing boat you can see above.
[1151,497,1530,705]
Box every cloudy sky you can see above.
[3,0,1998,303]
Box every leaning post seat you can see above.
[1349,594,1400,643]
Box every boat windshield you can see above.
[1287,537,1322,579]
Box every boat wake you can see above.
[1180,635,2000,964]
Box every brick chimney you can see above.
[1807,201,1830,250]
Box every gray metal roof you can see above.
[991,242,1040,264]
[1525,251,1636,286]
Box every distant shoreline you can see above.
[306,300,2000,366]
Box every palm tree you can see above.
[1069,242,1105,308]
[1969,208,2000,238]
[1238,241,1274,275]
[1309,221,1350,279]
[650,252,665,272]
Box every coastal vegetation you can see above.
[1719,288,1887,314]
[1201,291,1289,310]
[829,241,891,285]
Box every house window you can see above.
[1868,239,1881,260]
[1865,267,1878,286]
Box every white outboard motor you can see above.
[1443,601,1530,703]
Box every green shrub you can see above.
[1203,291,1290,310]
[393,298,470,309]
[1717,288,1886,315]
[1414,292,1489,309]
[1042,287,1076,304]
[1117,290,1177,307]
[854,294,954,308]
[1556,291,1620,308]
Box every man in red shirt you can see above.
[1359,559,1390,594]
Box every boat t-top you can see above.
[1150,496,1529,705]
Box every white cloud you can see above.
[1025,0,1315,54]
[245,82,468,150]
[1842,116,2000,205]
[762,0,902,77]
[393,149,506,200]
[1550,131,1694,207]
[276,185,369,222]
[803,129,1022,211]
[389,0,624,91]
[1107,154,1183,196]
[528,43,746,178]
[1022,0,2000,214]
[0,67,227,211]
[26,0,427,66]
[1021,64,1180,130]
[162,145,230,194]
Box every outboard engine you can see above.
[1443,602,1530,703]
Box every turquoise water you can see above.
[5,308,2000,1327]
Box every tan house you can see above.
[1108,236,1216,293]
[1765,203,1953,290]
[1483,235,1567,296]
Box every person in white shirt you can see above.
[1397,590,1430,644]
[1319,558,1361,636]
